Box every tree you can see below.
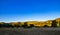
[17,22,21,27]
[0,24,2,27]
[29,24,34,28]
[2,23,10,27]
[8,23,14,28]
[22,22,28,28]
[51,20,57,27]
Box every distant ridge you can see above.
[0,18,60,23]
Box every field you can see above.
[0,27,60,35]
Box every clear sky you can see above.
[0,0,60,22]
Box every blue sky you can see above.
[0,0,60,22]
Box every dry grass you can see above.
[0,27,60,35]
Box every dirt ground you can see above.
[0,27,60,35]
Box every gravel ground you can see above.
[0,27,60,35]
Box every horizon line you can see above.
[0,17,60,23]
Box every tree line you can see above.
[0,20,58,28]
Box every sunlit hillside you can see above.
[0,18,60,27]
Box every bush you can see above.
[44,25,49,27]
